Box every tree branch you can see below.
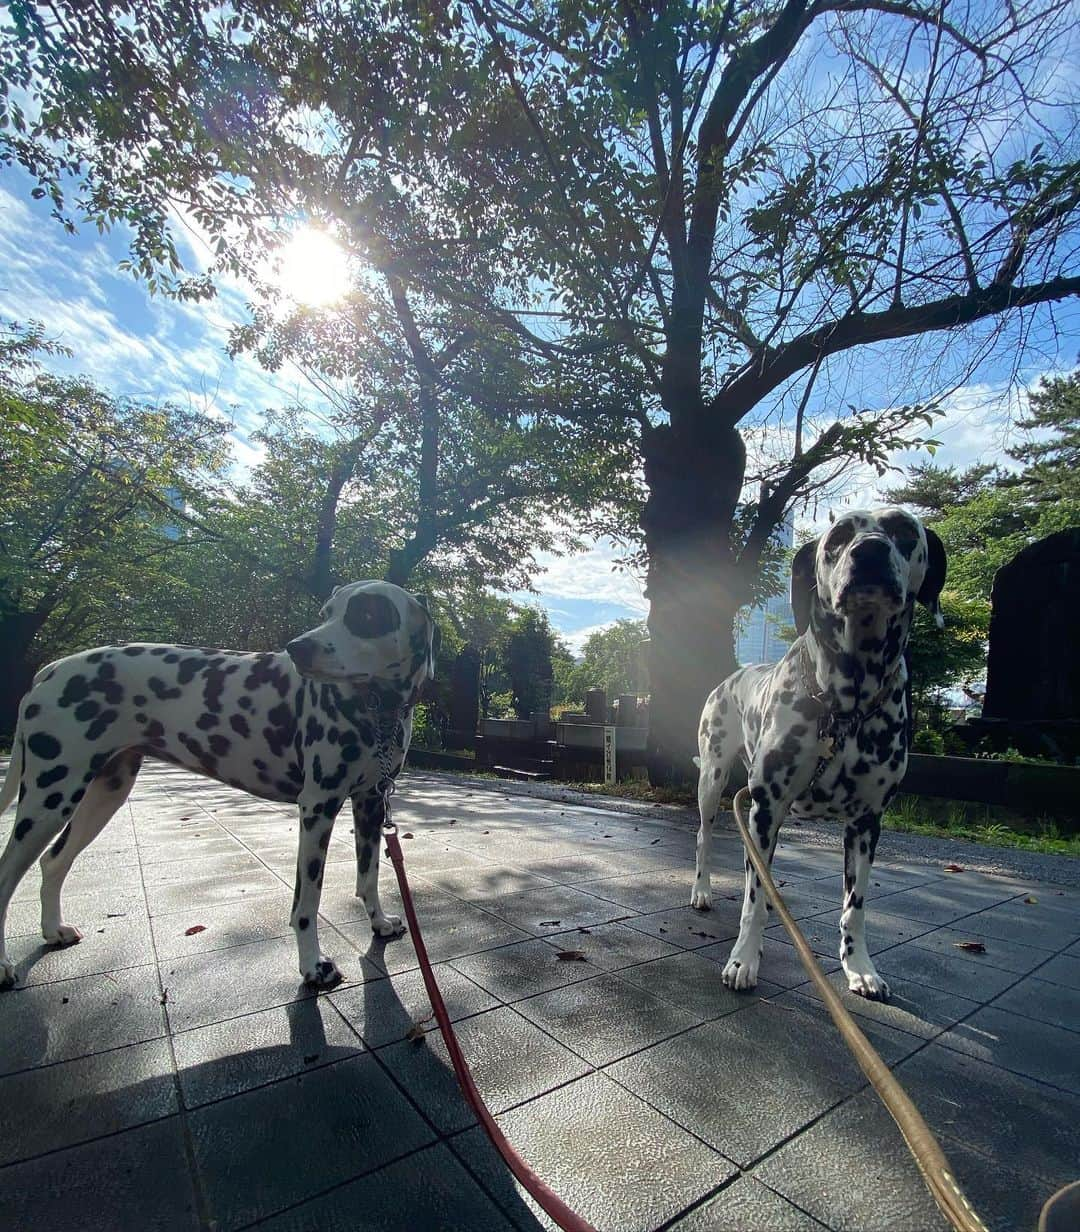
[714,274,1080,420]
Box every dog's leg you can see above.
[692,767,725,911]
[39,751,142,945]
[290,800,344,989]
[841,813,889,1000]
[352,789,404,937]
[0,786,70,987]
[692,686,740,911]
[722,783,784,991]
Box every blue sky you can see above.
[2,162,1076,653]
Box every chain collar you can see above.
[799,641,900,792]
[363,689,407,828]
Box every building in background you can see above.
[159,485,184,541]
[736,516,795,666]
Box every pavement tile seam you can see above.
[131,807,216,1232]
[658,1173,833,1232]
[0,1110,191,1176]
[932,1002,1080,1098]
[225,1140,468,1232]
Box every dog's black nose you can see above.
[850,538,892,565]
[286,638,315,668]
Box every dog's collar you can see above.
[798,641,901,792]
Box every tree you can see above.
[6,1,1079,776]
[504,608,556,719]
[574,620,650,700]
[230,285,641,600]
[883,372,1080,720]
[1007,367,1080,506]
[0,322,230,737]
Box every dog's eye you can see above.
[344,593,401,638]
[879,514,919,556]
[824,523,855,556]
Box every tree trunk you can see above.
[309,439,365,599]
[0,609,50,743]
[641,421,747,783]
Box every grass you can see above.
[883,793,1080,857]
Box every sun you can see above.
[273,227,351,307]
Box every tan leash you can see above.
[732,786,988,1232]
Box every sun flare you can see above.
[273,227,351,307]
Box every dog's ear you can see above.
[916,527,947,628]
[430,620,441,667]
[414,593,430,612]
[790,538,819,636]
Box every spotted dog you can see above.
[693,508,945,1001]
[0,581,439,990]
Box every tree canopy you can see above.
[4,0,1078,772]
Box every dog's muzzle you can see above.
[838,540,903,611]
[286,637,317,671]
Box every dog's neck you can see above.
[803,598,912,712]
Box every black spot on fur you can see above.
[15,817,34,840]
[44,791,63,809]
[37,765,68,788]
[85,710,119,741]
[28,732,62,760]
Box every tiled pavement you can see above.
[1,762,1078,1232]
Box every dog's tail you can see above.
[0,723,23,816]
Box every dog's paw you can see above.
[690,888,712,911]
[846,967,890,1001]
[302,958,344,990]
[721,954,759,991]
[0,956,16,989]
[371,913,405,938]
[43,923,82,947]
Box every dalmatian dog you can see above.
[0,581,439,991]
[693,508,946,1001]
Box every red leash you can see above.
[383,822,600,1232]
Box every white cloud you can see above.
[533,539,648,614]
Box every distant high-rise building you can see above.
[735,515,796,667]
[159,485,184,541]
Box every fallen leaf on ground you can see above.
[539,919,562,927]
[184,925,206,936]
[402,832,414,839]
[405,1013,436,1043]
[944,863,965,873]
[954,941,986,953]
[303,1053,319,1064]
[556,950,588,962]
[1024,896,1038,904]
[690,930,718,940]
[106,912,126,918]
[158,990,169,1005]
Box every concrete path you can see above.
[1,762,1077,1230]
